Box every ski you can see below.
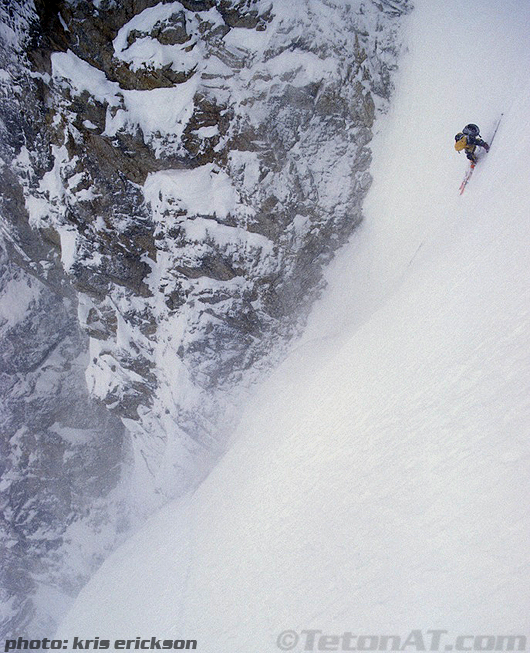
[459,162,475,195]
[459,113,503,195]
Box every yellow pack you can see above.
[454,135,468,152]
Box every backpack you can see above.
[454,134,468,152]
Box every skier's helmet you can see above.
[455,132,464,141]
[463,123,480,137]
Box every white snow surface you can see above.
[144,164,238,221]
[0,270,41,328]
[58,0,530,649]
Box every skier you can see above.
[454,124,490,164]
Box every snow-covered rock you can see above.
[0,0,410,637]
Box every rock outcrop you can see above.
[0,0,411,637]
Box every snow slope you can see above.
[58,1,530,649]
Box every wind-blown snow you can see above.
[144,164,237,220]
[105,83,199,155]
[58,0,530,649]
[0,272,40,328]
[112,3,224,73]
[52,51,121,104]
[59,228,78,272]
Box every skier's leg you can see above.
[466,144,477,163]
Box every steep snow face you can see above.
[58,0,530,649]
[0,0,411,639]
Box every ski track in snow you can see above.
[58,1,530,649]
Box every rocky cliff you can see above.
[0,0,411,637]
